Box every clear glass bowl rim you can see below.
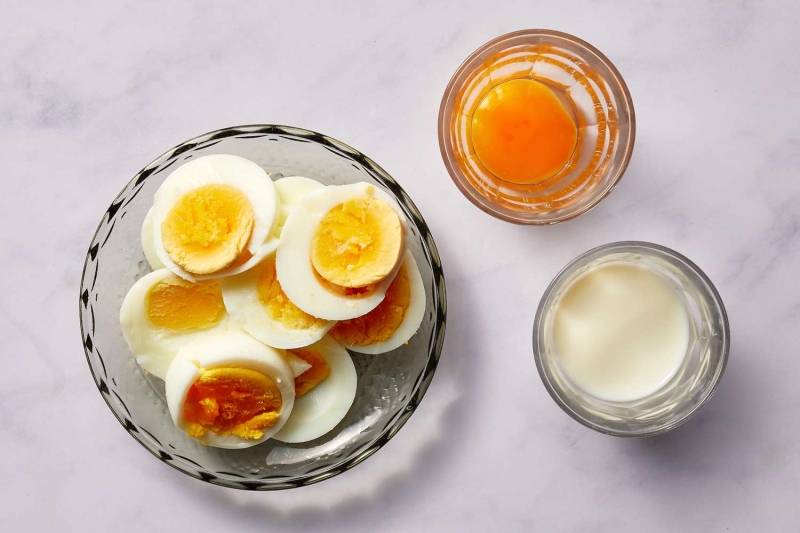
[437,28,637,225]
[532,241,730,437]
[78,124,447,489]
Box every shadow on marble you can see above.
[498,154,652,247]
[621,344,757,466]
[175,263,479,528]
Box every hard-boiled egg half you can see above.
[277,182,407,320]
[152,154,279,282]
[273,335,357,443]
[220,253,336,349]
[331,250,426,354]
[165,331,295,449]
[120,269,243,379]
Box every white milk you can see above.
[552,263,689,402]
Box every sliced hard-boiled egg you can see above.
[331,250,426,354]
[165,331,295,449]
[273,335,357,443]
[152,154,278,281]
[276,182,407,321]
[120,269,243,379]
[273,176,325,238]
[220,253,335,349]
[312,192,404,288]
[141,207,165,270]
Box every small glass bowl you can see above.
[78,125,446,489]
[533,242,730,437]
[438,29,636,224]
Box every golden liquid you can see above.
[471,79,578,185]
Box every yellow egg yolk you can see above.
[289,348,331,397]
[257,258,327,330]
[331,265,411,345]
[161,184,255,275]
[146,278,225,330]
[183,367,282,440]
[471,78,578,185]
[311,197,403,289]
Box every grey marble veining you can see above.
[2,0,799,531]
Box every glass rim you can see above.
[78,124,447,489]
[532,241,731,437]
[438,29,637,225]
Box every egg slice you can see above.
[273,335,357,443]
[331,250,426,354]
[276,182,407,320]
[141,207,165,270]
[152,154,278,281]
[220,253,336,349]
[165,331,295,448]
[120,269,243,379]
[273,176,325,238]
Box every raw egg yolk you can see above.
[183,367,282,440]
[471,78,578,185]
[146,278,225,330]
[311,197,403,289]
[257,258,326,330]
[161,184,255,275]
[289,348,331,397]
[331,265,411,345]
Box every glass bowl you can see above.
[438,29,636,224]
[78,125,447,489]
[533,242,729,437]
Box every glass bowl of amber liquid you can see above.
[438,29,636,224]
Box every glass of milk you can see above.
[533,242,730,436]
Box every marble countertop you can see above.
[3,1,799,531]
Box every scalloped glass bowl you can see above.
[438,29,635,224]
[534,242,729,437]
[79,125,446,490]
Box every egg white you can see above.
[274,175,325,236]
[165,331,295,449]
[276,182,407,321]
[284,349,312,377]
[119,269,243,380]
[220,253,336,349]
[152,154,278,282]
[272,335,357,443]
[141,206,165,271]
[339,250,427,355]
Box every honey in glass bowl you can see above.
[439,30,636,225]
[471,78,578,185]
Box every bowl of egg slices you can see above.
[79,125,446,489]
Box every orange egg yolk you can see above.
[146,278,225,330]
[183,367,282,440]
[161,184,255,275]
[289,348,331,397]
[257,257,326,330]
[471,78,578,185]
[311,197,403,289]
[331,264,411,345]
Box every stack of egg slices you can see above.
[120,154,425,449]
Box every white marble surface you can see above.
[2,0,799,531]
